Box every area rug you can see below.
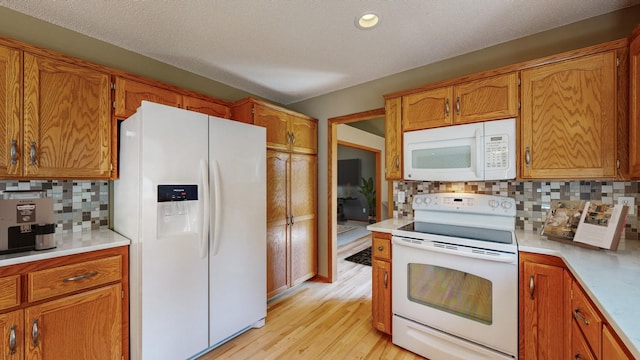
[344,247,371,266]
[337,224,356,234]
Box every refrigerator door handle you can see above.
[211,160,223,256]
[200,159,210,259]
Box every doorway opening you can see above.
[327,108,391,282]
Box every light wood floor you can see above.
[198,234,425,359]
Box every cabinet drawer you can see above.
[572,281,602,356]
[0,275,20,310]
[28,255,122,302]
[372,236,391,261]
[572,320,597,360]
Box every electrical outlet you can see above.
[363,207,366,213]
[618,196,635,215]
[398,191,405,204]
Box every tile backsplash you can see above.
[0,180,109,234]
[393,180,639,240]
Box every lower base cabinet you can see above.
[0,246,128,360]
[371,232,392,334]
[520,251,634,360]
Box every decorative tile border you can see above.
[0,180,109,234]
[393,180,639,240]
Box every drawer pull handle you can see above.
[32,320,39,347]
[10,140,17,165]
[384,271,388,289]
[377,246,384,251]
[63,271,98,282]
[30,141,37,166]
[9,325,16,354]
[573,309,590,325]
[574,351,584,359]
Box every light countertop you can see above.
[367,219,640,358]
[0,229,130,267]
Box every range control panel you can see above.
[412,192,516,216]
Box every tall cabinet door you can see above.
[630,24,640,179]
[290,153,317,286]
[0,45,22,177]
[0,309,23,359]
[521,52,616,179]
[266,150,290,299]
[24,284,121,360]
[23,53,111,179]
[384,97,402,180]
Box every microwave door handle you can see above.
[475,128,483,180]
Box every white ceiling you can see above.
[2,1,639,105]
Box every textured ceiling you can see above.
[2,0,639,105]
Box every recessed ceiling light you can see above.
[355,12,380,30]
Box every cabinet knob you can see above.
[377,246,384,251]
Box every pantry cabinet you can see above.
[0,246,128,360]
[384,97,402,180]
[630,24,640,179]
[519,252,568,360]
[233,98,318,299]
[520,51,618,179]
[371,232,392,335]
[402,72,519,131]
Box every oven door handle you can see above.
[392,237,517,263]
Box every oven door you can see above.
[403,122,484,181]
[392,235,518,358]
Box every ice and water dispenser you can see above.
[157,185,199,237]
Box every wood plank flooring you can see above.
[198,234,425,359]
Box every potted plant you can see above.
[358,176,376,223]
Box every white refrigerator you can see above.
[114,101,266,359]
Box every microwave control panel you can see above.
[485,134,509,169]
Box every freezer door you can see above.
[133,101,210,359]
[209,117,267,346]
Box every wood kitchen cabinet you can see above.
[630,24,640,179]
[113,76,231,120]
[232,98,317,154]
[0,246,128,360]
[384,97,402,180]
[402,72,519,131]
[0,44,22,178]
[371,232,392,335]
[520,51,618,179]
[519,252,568,360]
[0,48,111,179]
[234,98,318,299]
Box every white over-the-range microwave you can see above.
[404,118,516,181]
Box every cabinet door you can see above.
[23,54,111,179]
[521,52,617,179]
[630,25,640,179]
[402,87,452,131]
[266,150,290,299]
[290,153,317,286]
[571,321,597,360]
[0,45,22,178]
[521,260,565,359]
[372,259,391,334]
[384,97,402,180]
[289,115,317,154]
[602,324,632,359]
[454,72,519,124]
[254,104,290,151]
[183,95,231,119]
[113,77,182,119]
[25,284,121,360]
[0,309,23,359]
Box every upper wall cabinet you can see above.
[0,44,22,178]
[384,97,402,180]
[630,24,640,179]
[402,72,519,131]
[1,49,111,180]
[231,98,318,154]
[520,51,618,179]
[113,77,231,120]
